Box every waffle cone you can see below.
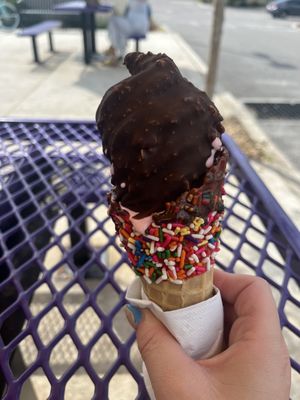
[141,269,214,311]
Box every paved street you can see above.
[257,119,300,168]
[151,0,300,170]
[152,0,300,101]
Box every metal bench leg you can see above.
[82,12,92,64]
[135,39,139,52]
[48,31,54,52]
[31,36,39,63]
[91,13,96,53]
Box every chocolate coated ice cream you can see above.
[96,52,226,219]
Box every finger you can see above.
[222,301,237,345]
[214,269,258,306]
[133,308,205,399]
[214,269,281,340]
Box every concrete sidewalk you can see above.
[0,29,205,119]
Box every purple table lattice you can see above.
[0,120,299,399]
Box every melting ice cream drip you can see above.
[205,137,223,168]
[120,205,153,234]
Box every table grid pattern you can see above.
[0,120,299,399]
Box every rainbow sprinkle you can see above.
[112,210,223,284]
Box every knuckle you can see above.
[254,276,270,291]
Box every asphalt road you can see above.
[151,0,300,169]
[151,0,300,101]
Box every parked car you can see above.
[266,0,300,17]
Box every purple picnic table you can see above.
[54,1,113,64]
[0,119,299,399]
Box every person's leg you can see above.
[107,17,118,55]
[109,16,130,57]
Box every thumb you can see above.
[125,305,198,398]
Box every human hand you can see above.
[125,270,291,400]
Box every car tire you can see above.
[279,10,288,18]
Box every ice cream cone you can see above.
[96,51,228,312]
[141,269,214,311]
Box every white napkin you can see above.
[126,278,224,399]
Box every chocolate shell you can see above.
[96,52,226,219]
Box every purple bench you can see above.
[17,20,62,63]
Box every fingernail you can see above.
[125,304,142,328]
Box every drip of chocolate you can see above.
[96,52,226,219]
